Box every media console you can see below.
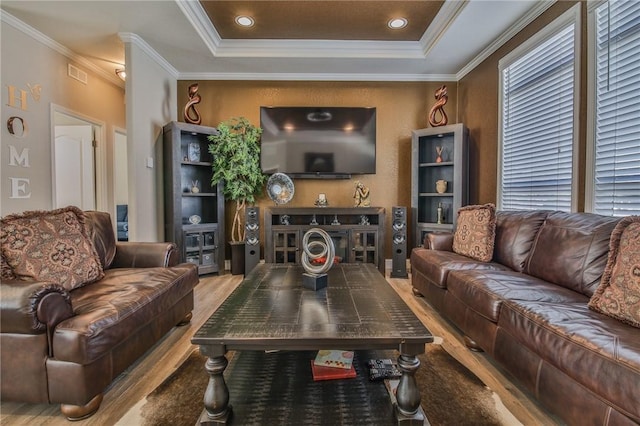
[264,207,385,274]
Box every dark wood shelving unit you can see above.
[163,121,225,275]
[411,123,468,248]
[264,207,386,274]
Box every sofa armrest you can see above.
[424,232,454,251]
[1,281,73,335]
[111,242,179,268]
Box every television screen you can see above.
[260,106,376,178]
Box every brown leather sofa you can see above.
[0,211,199,420]
[411,210,640,426]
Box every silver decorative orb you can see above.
[301,228,335,275]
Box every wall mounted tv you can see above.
[260,106,376,179]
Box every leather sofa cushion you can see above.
[526,212,620,297]
[410,248,508,289]
[499,299,640,421]
[84,211,116,270]
[447,270,584,323]
[493,210,549,272]
[52,264,197,364]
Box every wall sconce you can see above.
[115,69,126,81]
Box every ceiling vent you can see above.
[68,64,87,84]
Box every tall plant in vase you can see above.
[208,117,266,273]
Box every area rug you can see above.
[117,343,519,425]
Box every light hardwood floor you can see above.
[1,270,558,425]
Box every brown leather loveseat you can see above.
[1,208,199,420]
[411,210,639,425]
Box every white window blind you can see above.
[591,0,640,217]
[499,24,576,211]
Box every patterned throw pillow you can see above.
[1,254,16,281]
[589,216,640,328]
[0,206,104,290]
[452,204,497,262]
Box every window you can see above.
[587,0,640,217]
[498,7,579,211]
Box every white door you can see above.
[53,125,95,210]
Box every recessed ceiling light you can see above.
[388,18,408,29]
[235,16,254,27]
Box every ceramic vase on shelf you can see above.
[435,179,447,194]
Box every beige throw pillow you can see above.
[589,216,640,328]
[1,206,104,290]
[452,204,497,262]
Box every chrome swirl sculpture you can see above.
[301,228,335,275]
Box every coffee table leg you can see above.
[395,354,425,425]
[197,355,232,425]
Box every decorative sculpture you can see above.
[428,85,448,127]
[315,193,328,207]
[435,146,444,163]
[301,228,336,291]
[184,83,202,125]
[437,202,445,224]
[353,181,371,207]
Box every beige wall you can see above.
[1,23,125,217]
[123,40,177,242]
[459,1,587,209]
[177,80,457,257]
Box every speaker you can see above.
[245,206,260,274]
[390,206,408,278]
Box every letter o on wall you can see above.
[7,116,28,138]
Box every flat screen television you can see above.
[260,106,376,178]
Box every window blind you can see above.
[592,1,640,217]
[500,24,575,211]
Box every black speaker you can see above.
[390,206,408,278]
[245,206,260,274]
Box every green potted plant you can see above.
[208,117,266,274]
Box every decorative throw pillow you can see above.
[589,216,640,328]
[452,204,497,262]
[1,254,16,281]
[0,206,104,290]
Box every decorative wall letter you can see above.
[9,177,31,199]
[7,116,28,137]
[8,146,30,167]
[6,85,28,111]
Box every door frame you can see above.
[50,104,107,212]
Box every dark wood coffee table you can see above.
[192,263,433,425]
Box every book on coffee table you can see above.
[314,350,354,369]
[310,361,357,381]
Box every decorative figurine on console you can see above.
[315,193,328,207]
[353,181,371,207]
[183,83,202,125]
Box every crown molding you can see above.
[1,10,124,88]
[174,0,221,55]
[216,39,425,59]
[419,0,469,57]
[456,0,556,80]
[178,71,457,82]
[118,32,179,78]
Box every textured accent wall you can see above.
[177,80,457,257]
